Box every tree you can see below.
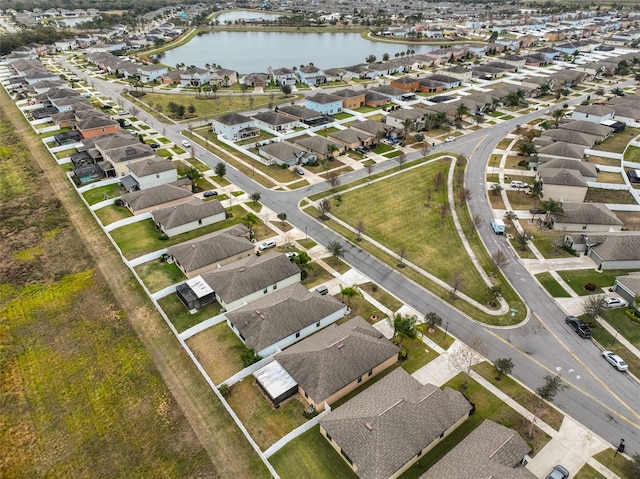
[492,249,509,272]
[503,210,518,226]
[277,212,287,223]
[490,183,503,195]
[531,375,567,437]
[449,271,464,299]
[518,143,536,157]
[281,84,292,96]
[390,313,418,347]
[448,337,486,384]
[541,198,563,228]
[470,214,482,238]
[486,285,502,307]
[294,251,313,279]
[366,163,375,183]
[249,192,261,204]
[340,285,361,308]
[365,54,377,63]
[455,103,469,122]
[395,152,407,168]
[494,357,514,380]
[583,294,606,322]
[457,188,471,207]
[327,171,341,191]
[382,52,390,61]
[187,103,196,115]
[244,213,259,236]
[326,240,345,264]
[424,312,442,329]
[424,187,433,208]
[515,231,530,252]
[355,218,365,242]
[551,108,565,127]
[397,246,407,267]
[318,198,332,219]
[439,203,450,225]
[432,171,445,192]
[214,162,226,178]
[185,166,203,190]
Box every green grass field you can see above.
[535,272,572,298]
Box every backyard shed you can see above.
[253,360,298,407]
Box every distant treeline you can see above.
[0,26,72,55]
[0,0,203,13]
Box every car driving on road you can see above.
[602,350,628,371]
[565,316,592,338]
[445,136,455,142]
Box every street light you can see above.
[443,321,449,340]
[611,328,620,346]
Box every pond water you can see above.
[57,16,94,27]
[214,10,282,24]
[158,31,440,73]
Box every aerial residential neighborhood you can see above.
[2,1,640,478]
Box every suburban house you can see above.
[559,120,614,142]
[368,85,407,101]
[76,115,121,139]
[538,168,588,202]
[537,129,598,148]
[254,316,399,410]
[298,65,325,86]
[271,67,297,86]
[137,64,168,83]
[350,120,397,140]
[124,158,177,191]
[179,67,210,87]
[320,368,473,479]
[120,183,193,215]
[420,420,535,479]
[390,76,421,92]
[442,66,473,82]
[276,105,332,127]
[210,68,238,87]
[538,158,597,182]
[211,113,260,141]
[225,282,346,357]
[333,89,366,110]
[252,111,298,132]
[364,91,391,107]
[305,93,344,115]
[151,199,226,237]
[258,141,317,166]
[537,142,585,162]
[102,143,157,177]
[548,203,622,232]
[177,252,301,312]
[386,107,428,131]
[166,224,253,278]
[327,128,375,149]
[613,272,640,307]
[567,232,640,270]
[571,105,615,124]
[242,72,269,88]
[294,135,342,160]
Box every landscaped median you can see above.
[304,154,526,326]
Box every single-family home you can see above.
[558,120,614,142]
[137,64,168,82]
[364,91,391,108]
[333,89,366,110]
[571,105,615,124]
[252,111,298,132]
[390,76,421,93]
[210,68,238,87]
[350,120,397,140]
[152,199,226,237]
[536,143,585,162]
[124,158,177,191]
[258,141,317,166]
[243,72,269,88]
[167,224,253,278]
[327,128,375,149]
[179,67,210,87]
[538,168,588,203]
[102,143,157,177]
[324,68,348,83]
[368,85,407,102]
[225,282,347,357]
[442,66,473,82]
[571,233,640,270]
[386,107,429,131]
[120,183,193,215]
[548,203,622,232]
[271,67,297,86]
[298,65,325,86]
[211,113,259,141]
[538,158,597,182]
[424,74,461,90]
[76,115,121,139]
[420,420,535,479]
[320,368,473,479]
[276,105,332,127]
[255,316,399,410]
[305,93,344,115]
[612,272,640,307]
[294,136,343,160]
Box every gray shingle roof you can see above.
[259,141,308,161]
[586,232,640,261]
[166,224,252,273]
[320,369,472,479]
[106,143,155,163]
[226,282,345,352]
[540,129,598,147]
[559,120,613,137]
[539,158,597,178]
[350,120,394,136]
[294,135,337,155]
[328,128,373,145]
[420,420,535,479]
[76,115,119,130]
[552,202,621,226]
[121,183,192,212]
[128,158,176,177]
[275,316,399,404]
[252,111,296,126]
[201,252,300,305]
[537,142,585,160]
[306,92,343,104]
[214,112,253,126]
[540,167,587,187]
[152,198,225,229]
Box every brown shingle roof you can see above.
[152,198,225,230]
[121,183,192,212]
[552,203,622,226]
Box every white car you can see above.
[604,296,625,308]
[285,252,299,260]
[444,136,455,143]
[181,139,192,148]
[602,350,628,371]
[510,180,528,189]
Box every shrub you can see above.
[625,309,640,324]
[218,384,231,397]
[584,283,597,292]
[158,233,169,241]
[240,348,261,367]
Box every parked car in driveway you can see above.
[602,350,628,371]
[258,239,276,251]
[149,142,160,149]
[604,296,625,308]
[510,180,528,188]
[565,316,592,338]
[203,190,218,198]
[294,167,304,175]
[546,465,569,479]
[285,252,298,260]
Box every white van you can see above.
[258,239,276,251]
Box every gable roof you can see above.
[350,120,394,136]
[259,141,309,161]
[539,158,597,177]
[106,143,155,163]
[226,282,345,352]
[328,128,374,144]
[120,183,192,212]
[420,420,535,479]
[552,202,622,226]
[537,142,585,160]
[320,368,472,479]
[294,135,338,155]
[275,316,399,403]
[166,224,252,273]
[540,129,598,147]
[540,167,587,187]
[586,232,640,261]
[559,120,614,137]
[76,115,120,131]
[152,198,225,229]
[201,252,300,305]
[128,158,176,177]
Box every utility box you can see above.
[490,218,506,235]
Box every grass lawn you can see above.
[298,238,318,249]
[110,205,249,259]
[600,308,640,347]
[536,272,572,297]
[585,187,638,204]
[585,155,620,167]
[82,183,125,205]
[593,127,640,154]
[157,293,221,333]
[226,377,309,451]
[597,171,625,184]
[575,464,607,479]
[505,190,536,210]
[94,204,132,225]
[341,293,386,325]
[333,112,353,120]
[327,158,490,301]
[401,337,439,373]
[324,256,351,274]
[384,150,402,159]
[301,262,337,288]
[270,426,358,479]
[373,143,393,154]
[556,269,625,296]
[185,322,247,384]
[520,223,573,260]
[624,145,640,162]
[399,374,551,479]
[359,282,403,313]
[489,191,507,210]
[135,259,185,293]
[186,157,212,172]
[472,362,564,431]
[593,450,636,479]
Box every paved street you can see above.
[60,57,640,455]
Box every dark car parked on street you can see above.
[565,316,592,338]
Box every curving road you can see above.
[60,56,640,453]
